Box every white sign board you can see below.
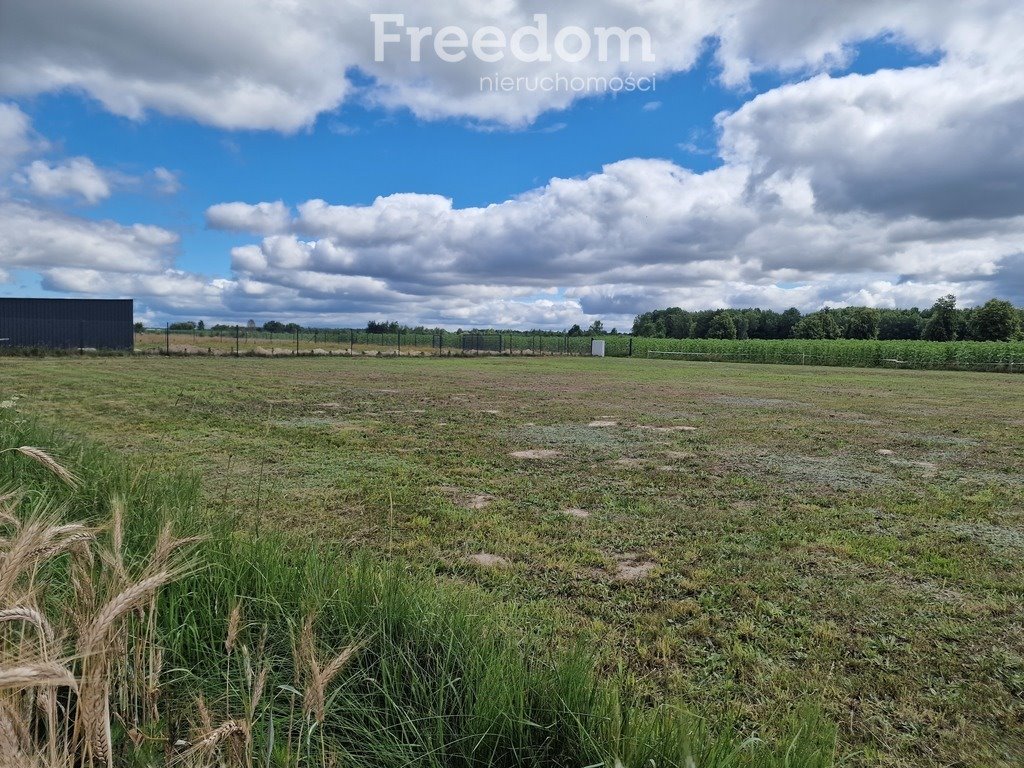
[592,339,606,357]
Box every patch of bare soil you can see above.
[559,508,590,519]
[588,420,618,428]
[510,449,562,460]
[465,494,495,510]
[613,554,657,582]
[468,553,510,569]
[437,486,495,510]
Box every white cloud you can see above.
[189,152,1023,326]
[17,157,112,204]
[0,201,177,273]
[153,167,181,194]
[0,102,35,174]
[719,57,1024,221]
[206,201,293,234]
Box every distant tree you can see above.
[567,324,584,337]
[844,307,880,340]
[197,320,205,331]
[133,322,145,333]
[662,309,692,339]
[922,295,958,341]
[734,313,750,340]
[367,321,399,334]
[587,320,605,335]
[169,321,197,331]
[246,319,256,330]
[792,315,822,339]
[969,299,1020,341]
[706,311,738,340]
[780,308,803,339]
[878,309,923,340]
[793,309,842,340]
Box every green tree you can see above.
[587,320,605,335]
[969,299,1020,341]
[567,324,584,336]
[197,320,205,331]
[792,309,842,340]
[878,309,923,340]
[922,295,958,341]
[706,311,738,340]
[844,307,880,340]
[133,322,145,333]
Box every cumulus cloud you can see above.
[206,201,293,234]
[17,157,112,204]
[196,152,1023,326]
[0,201,177,273]
[719,60,1024,221]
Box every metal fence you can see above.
[134,327,632,357]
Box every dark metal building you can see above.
[0,298,134,351]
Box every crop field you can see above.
[1,356,1022,766]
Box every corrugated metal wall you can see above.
[0,298,134,350]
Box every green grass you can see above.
[0,402,835,767]
[1,355,1022,766]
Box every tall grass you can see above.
[0,410,838,767]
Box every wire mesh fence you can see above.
[132,327,621,357]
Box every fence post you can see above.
[165,323,170,356]
[398,330,402,355]
[629,336,633,357]
[235,325,240,357]
[294,328,299,355]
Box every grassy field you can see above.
[1,355,1022,766]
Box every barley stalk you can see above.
[77,571,174,656]
[0,605,55,643]
[9,447,81,489]
[0,662,77,690]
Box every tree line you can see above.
[631,296,1023,342]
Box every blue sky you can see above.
[0,2,1019,328]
